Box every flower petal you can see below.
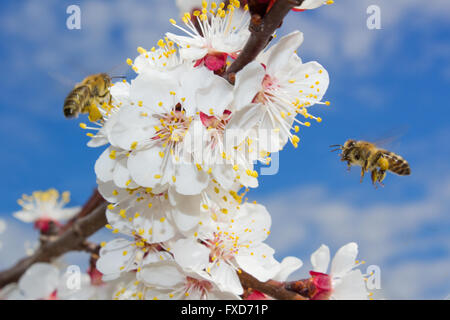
[272,256,303,281]
[53,207,80,221]
[130,69,178,114]
[138,261,185,288]
[109,105,157,150]
[311,244,330,274]
[13,210,38,223]
[225,103,264,148]
[330,242,358,278]
[128,146,165,188]
[97,180,128,203]
[18,263,60,300]
[96,239,135,279]
[94,147,117,182]
[234,62,265,110]
[110,81,131,104]
[175,163,209,195]
[235,243,280,282]
[266,31,304,76]
[332,269,368,300]
[196,74,234,115]
[172,238,210,272]
[113,158,136,188]
[211,261,243,295]
[295,0,326,10]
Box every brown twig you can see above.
[238,270,308,300]
[0,195,107,288]
[61,189,105,233]
[224,0,305,81]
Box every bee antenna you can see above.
[330,148,342,152]
[111,75,127,79]
[329,144,342,148]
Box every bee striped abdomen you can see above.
[63,85,91,118]
[382,151,411,176]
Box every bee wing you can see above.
[107,62,132,80]
[380,150,411,176]
[47,71,77,89]
[372,126,410,148]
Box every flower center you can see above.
[153,104,191,146]
[253,74,277,103]
[195,52,229,71]
[34,218,61,234]
[185,276,213,298]
[204,233,239,264]
[200,110,231,131]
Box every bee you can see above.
[63,73,112,121]
[330,139,411,187]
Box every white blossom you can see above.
[0,263,113,300]
[309,242,369,300]
[168,1,250,71]
[231,31,329,153]
[96,204,174,281]
[171,202,279,295]
[137,261,240,300]
[13,189,80,226]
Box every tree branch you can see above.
[238,270,308,300]
[61,189,105,233]
[0,193,107,288]
[224,0,305,81]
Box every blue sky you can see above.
[0,0,449,299]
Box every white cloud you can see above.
[387,259,450,299]
[0,219,6,234]
[0,217,37,269]
[281,0,450,75]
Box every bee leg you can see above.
[347,161,351,172]
[377,169,386,187]
[371,170,378,187]
[359,160,369,183]
[81,99,91,114]
[370,151,382,170]
[363,159,369,172]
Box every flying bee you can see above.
[63,73,115,122]
[330,139,411,187]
